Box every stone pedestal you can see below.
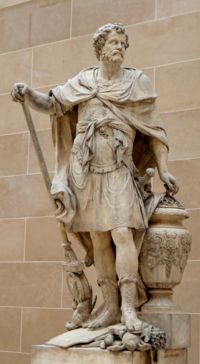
[31,313,190,364]
[31,346,148,364]
[31,345,188,364]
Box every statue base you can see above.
[31,345,188,364]
[31,346,147,364]
[31,312,190,364]
[31,313,190,364]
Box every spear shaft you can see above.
[21,101,93,329]
[21,102,78,250]
[22,102,53,204]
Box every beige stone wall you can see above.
[0,1,199,363]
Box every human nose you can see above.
[116,42,122,50]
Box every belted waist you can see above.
[89,161,122,174]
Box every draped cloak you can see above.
[49,67,168,305]
[50,66,168,223]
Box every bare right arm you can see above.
[11,83,55,114]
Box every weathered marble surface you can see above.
[31,345,188,364]
[139,313,190,349]
[32,345,148,364]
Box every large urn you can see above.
[139,195,192,312]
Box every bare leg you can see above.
[111,227,142,332]
[84,231,120,329]
[91,231,116,280]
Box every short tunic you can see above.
[68,97,147,232]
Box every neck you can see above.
[99,60,122,81]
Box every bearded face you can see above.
[100,30,126,65]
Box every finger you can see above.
[172,184,179,195]
[11,90,17,102]
[11,91,23,102]
[17,85,26,96]
[169,177,179,193]
[166,181,174,191]
[18,85,26,96]
[11,86,24,102]
[14,84,22,93]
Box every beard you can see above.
[101,49,123,65]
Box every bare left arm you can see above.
[150,138,179,194]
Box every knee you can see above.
[111,227,131,245]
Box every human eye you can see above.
[110,39,117,45]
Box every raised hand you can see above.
[11,82,30,103]
[160,171,179,195]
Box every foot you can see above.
[84,306,121,329]
[82,302,105,327]
[122,308,143,333]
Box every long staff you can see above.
[21,101,93,329]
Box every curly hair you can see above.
[93,23,129,60]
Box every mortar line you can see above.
[0,305,72,310]
[0,128,51,137]
[0,91,12,96]
[154,56,200,69]
[0,0,31,10]
[0,130,28,137]
[160,106,200,114]
[26,131,30,174]
[30,47,33,88]
[153,66,156,89]
[70,0,73,39]
[0,46,32,57]
[188,260,200,262]
[23,218,27,261]
[0,215,54,221]
[155,0,157,18]
[0,350,30,354]
[0,260,63,263]
[61,269,64,308]
[125,9,200,27]
[19,306,23,352]
[155,9,200,21]
[0,171,54,178]
[168,156,200,162]
[198,334,200,364]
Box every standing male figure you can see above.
[12,23,178,332]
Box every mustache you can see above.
[101,49,124,63]
[112,50,123,56]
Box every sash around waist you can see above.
[76,118,135,141]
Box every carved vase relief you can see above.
[140,195,192,312]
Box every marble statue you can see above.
[11,23,181,336]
